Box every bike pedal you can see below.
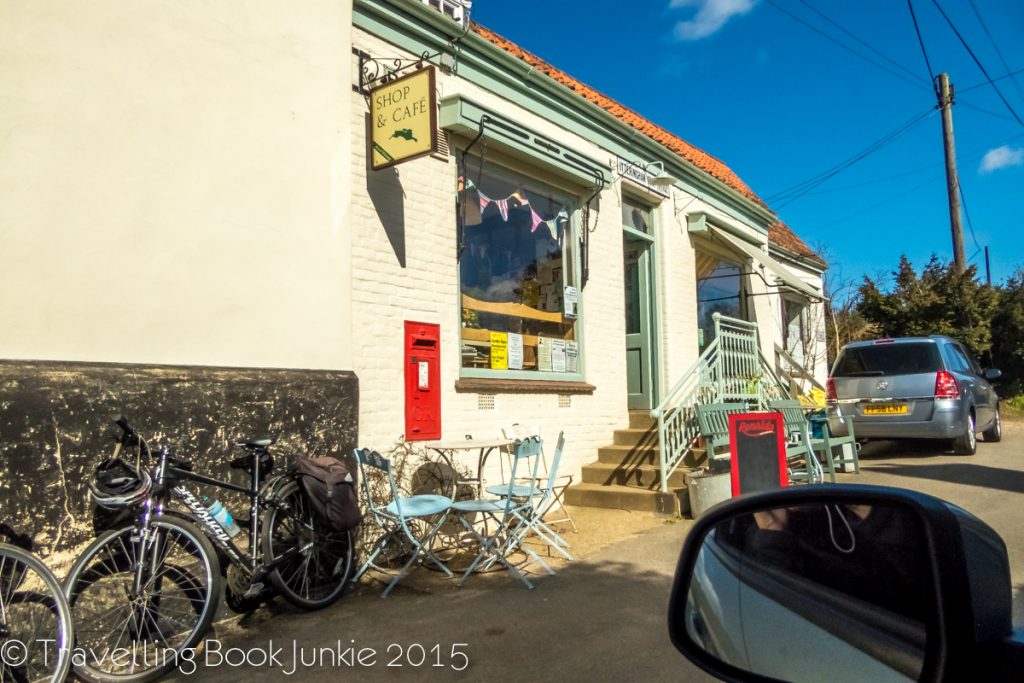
[243,582,267,598]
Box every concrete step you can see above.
[597,443,659,467]
[564,483,687,515]
[629,410,656,430]
[581,462,688,489]
[613,426,658,447]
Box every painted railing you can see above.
[774,343,826,396]
[650,313,790,493]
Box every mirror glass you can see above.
[682,501,932,683]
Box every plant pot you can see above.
[685,470,732,519]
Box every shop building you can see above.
[0,0,829,543]
[352,0,828,512]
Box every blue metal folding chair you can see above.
[452,436,551,589]
[506,431,573,561]
[353,448,454,598]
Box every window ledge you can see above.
[455,378,595,394]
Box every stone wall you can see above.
[0,360,358,564]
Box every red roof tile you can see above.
[769,221,827,267]
[471,22,824,267]
[471,22,765,207]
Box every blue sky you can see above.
[471,0,1024,293]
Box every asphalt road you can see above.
[838,418,1024,625]
[168,421,1023,682]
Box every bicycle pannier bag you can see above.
[294,456,361,532]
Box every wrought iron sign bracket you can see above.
[355,48,443,98]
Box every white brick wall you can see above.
[350,30,631,482]
[350,28,825,484]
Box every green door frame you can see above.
[624,225,657,410]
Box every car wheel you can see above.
[952,413,977,455]
[982,405,1002,443]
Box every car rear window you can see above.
[833,343,942,376]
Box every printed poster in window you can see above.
[551,339,567,373]
[565,340,579,373]
[563,286,579,319]
[507,333,524,370]
[537,337,553,372]
[490,332,508,370]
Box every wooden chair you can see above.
[768,400,832,484]
[694,403,751,472]
[810,412,860,474]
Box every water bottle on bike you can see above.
[203,496,242,537]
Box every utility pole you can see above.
[937,73,966,273]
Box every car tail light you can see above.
[826,378,837,401]
[935,371,960,399]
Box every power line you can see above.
[790,132,1024,242]
[907,0,937,85]
[958,183,981,252]
[957,97,1014,121]
[797,130,1023,199]
[766,108,935,207]
[931,0,1024,129]
[961,66,1024,94]
[765,0,933,93]
[805,161,941,195]
[795,0,926,85]
[967,0,1024,107]
[803,172,946,235]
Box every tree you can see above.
[813,243,873,368]
[991,268,1024,396]
[857,255,998,360]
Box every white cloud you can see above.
[670,0,759,41]
[979,145,1024,174]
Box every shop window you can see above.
[458,165,580,376]
[696,253,745,348]
[783,297,808,366]
[622,197,651,234]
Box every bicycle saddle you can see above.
[234,437,277,449]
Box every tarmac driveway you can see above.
[173,419,1024,682]
[173,516,716,683]
[835,417,1024,623]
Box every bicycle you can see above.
[63,417,355,683]
[0,523,74,683]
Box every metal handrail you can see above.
[649,313,790,493]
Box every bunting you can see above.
[460,176,567,239]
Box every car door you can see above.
[956,343,995,430]
[947,343,992,430]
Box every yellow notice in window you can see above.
[490,332,508,370]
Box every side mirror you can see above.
[668,485,1013,682]
[984,368,1002,381]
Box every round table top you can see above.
[421,438,514,451]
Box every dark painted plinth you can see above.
[0,360,358,558]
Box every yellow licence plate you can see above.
[863,403,908,415]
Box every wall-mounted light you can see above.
[645,161,677,188]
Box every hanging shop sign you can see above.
[369,66,437,170]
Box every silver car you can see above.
[826,336,1001,455]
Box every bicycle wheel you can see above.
[63,516,221,683]
[261,478,354,610]
[0,544,73,683]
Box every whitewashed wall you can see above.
[0,1,354,370]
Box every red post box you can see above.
[404,321,441,441]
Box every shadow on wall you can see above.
[0,360,358,559]
[365,116,407,268]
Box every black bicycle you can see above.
[0,524,73,683]
[63,417,354,683]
